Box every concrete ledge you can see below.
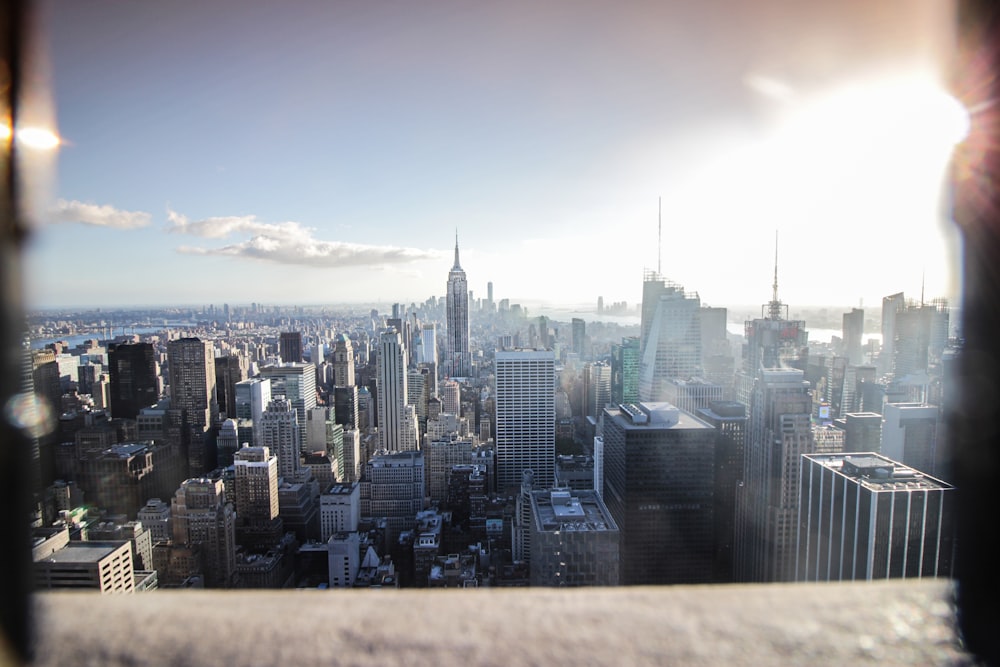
[32,580,969,666]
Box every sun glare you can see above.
[0,124,61,150]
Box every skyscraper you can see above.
[259,362,316,450]
[234,377,271,446]
[171,478,236,588]
[108,342,158,420]
[280,331,304,363]
[214,355,248,420]
[610,336,640,405]
[879,292,906,377]
[638,272,702,401]
[233,445,282,550]
[571,318,586,358]
[796,453,954,581]
[446,233,470,378]
[377,329,411,452]
[738,368,814,583]
[495,349,555,491]
[260,397,302,482]
[842,307,865,366]
[332,334,355,387]
[602,402,717,585]
[167,338,217,430]
[736,252,808,407]
[881,402,939,476]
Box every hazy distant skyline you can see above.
[23,0,962,310]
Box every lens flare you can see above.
[0,124,61,149]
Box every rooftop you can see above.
[805,453,953,492]
[37,541,126,564]
[532,489,618,533]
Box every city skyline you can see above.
[24,0,962,310]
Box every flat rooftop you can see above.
[37,541,126,564]
[606,403,713,431]
[532,490,618,533]
[804,453,953,492]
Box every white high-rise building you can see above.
[320,482,360,541]
[259,363,316,449]
[260,397,302,482]
[446,234,470,378]
[495,349,556,490]
[377,329,409,452]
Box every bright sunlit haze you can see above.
[24,0,964,312]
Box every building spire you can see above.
[452,229,462,271]
[658,196,662,277]
[767,230,783,319]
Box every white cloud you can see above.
[168,209,441,268]
[48,199,151,229]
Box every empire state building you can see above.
[446,234,470,378]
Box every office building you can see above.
[415,323,438,368]
[332,334,355,387]
[611,336,641,406]
[167,338,217,430]
[663,377,725,415]
[233,445,282,549]
[638,272,702,401]
[425,434,475,504]
[495,349,556,491]
[280,331,304,363]
[739,369,814,583]
[446,234,470,377]
[34,532,135,593]
[881,403,939,476]
[216,418,240,467]
[602,402,716,585]
[333,385,359,430]
[171,478,236,588]
[696,400,747,583]
[259,362,316,449]
[843,308,865,366]
[214,355,248,420]
[529,489,620,587]
[376,329,410,452]
[796,453,955,581]
[108,342,158,420]
[736,261,808,406]
[359,450,425,542]
[844,412,883,451]
[879,292,906,377]
[320,482,360,541]
[260,397,302,481]
[234,377,271,446]
[571,318,586,358]
[582,361,611,419]
[137,498,171,544]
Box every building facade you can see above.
[495,349,556,491]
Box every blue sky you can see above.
[23,0,962,310]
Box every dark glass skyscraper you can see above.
[108,342,158,420]
[602,402,716,585]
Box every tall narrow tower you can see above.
[446,233,470,378]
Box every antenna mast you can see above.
[657,196,662,276]
[767,230,782,319]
